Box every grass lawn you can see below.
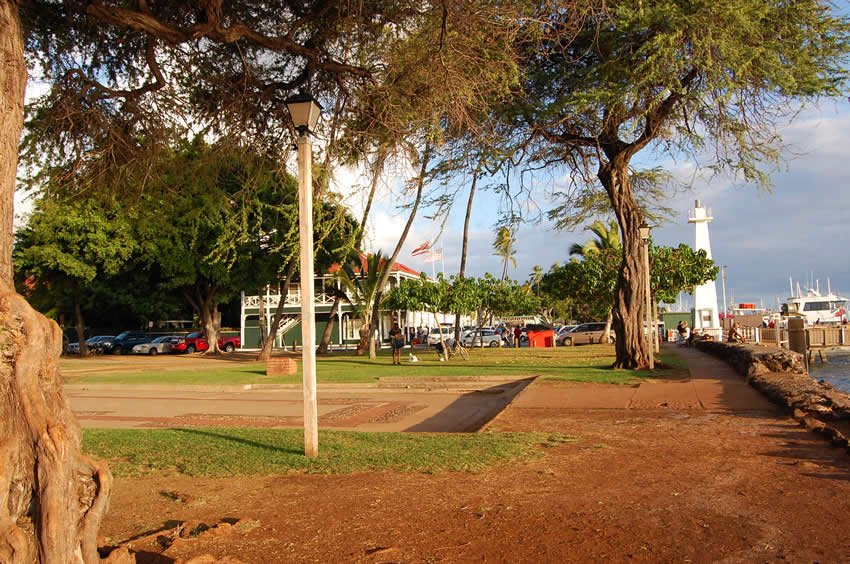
[83,428,572,477]
[62,345,686,386]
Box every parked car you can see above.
[555,325,578,345]
[106,331,151,354]
[427,326,455,345]
[174,332,241,353]
[462,328,503,347]
[132,335,181,355]
[87,335,115,353]
[65,341,81,354]
[558,322,614,346]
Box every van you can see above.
[558,322,613,346]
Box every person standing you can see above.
[389,323,405,365]
[514,325,522,348]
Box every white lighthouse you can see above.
[688,200,721,337]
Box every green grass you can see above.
[63,345,658,386]
[82,428,572,477]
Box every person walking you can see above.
[389,323,405,365]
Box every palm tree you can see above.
[570,219,622,343]
[335,252,387,356]
[493,225,516,280]
[528,265,545,297]
[569,219,621,257]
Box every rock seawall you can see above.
[693,340,850,451]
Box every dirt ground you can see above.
[97,354,850,563]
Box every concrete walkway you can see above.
[68,347,777,434]
[503,345,776,414]
[67,377,532,433]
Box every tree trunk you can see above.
[319,152,385,355]
[357,322,370,356]
[2,6,120,563]
[316,296,340,355]
[368,291,382,359]
[256,263,296,361]
[199,302,220,355]
[454,159,481,342]
[0,280,119,563]
[0,0,23,287]
[73,287,89,357]
[652,298,660,354]
[184,284,220,355]
[373,142,432,317]
[599,156,649,369]
[257,287,267,348]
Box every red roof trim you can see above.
[326,253,423,278]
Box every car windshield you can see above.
[151,336,171,343]
[187,332,203,338]
[115,331,132,339]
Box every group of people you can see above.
[496,324,524,348]
[676,319,743,346]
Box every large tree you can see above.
[521,0,849,368]
[14,196,136,356]
[2,2,429,557]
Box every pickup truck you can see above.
[172,332,240,353]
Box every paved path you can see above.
[67,377,532,433]
[502,345,776,414]
[70,347,778,433]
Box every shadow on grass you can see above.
[172,428,302,456]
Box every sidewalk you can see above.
[500,345,776,414]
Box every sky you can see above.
[346,99,850,311]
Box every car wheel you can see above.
[113,346,123,355]
[488,340,499,348]
[223,343,234,353]
[564,338,572,346]
[187,345,196,354]
[148,348,158,356]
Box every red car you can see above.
[173,332,240,353]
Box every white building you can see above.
[688,200,721,337]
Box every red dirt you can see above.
[101,387,850,562]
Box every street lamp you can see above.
[639,222,654,370]
[285,91,322,458]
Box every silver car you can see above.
[132,335,179,356]
[462,328,503,347]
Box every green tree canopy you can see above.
[519,0,849,368]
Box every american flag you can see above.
[423,248,443,263]
[411,241,431,256]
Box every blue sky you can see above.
[355,99,850,310]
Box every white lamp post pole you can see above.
[297,132,318,458]
[286,92,322,458]
[640,223,654,370]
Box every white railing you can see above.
[244,291,339,308]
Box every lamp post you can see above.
[285,91,323,458]
[639,222,654,370]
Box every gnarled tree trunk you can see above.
[2,5,118,562]
[0,282,117,563]
[599,155,649,369]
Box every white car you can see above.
[427,326,455,345]
[132,335,180,356]
[462,328,503,347]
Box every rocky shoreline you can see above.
[693,340,850,452]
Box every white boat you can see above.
[782,278,847,325]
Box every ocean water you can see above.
[808,351,850,393]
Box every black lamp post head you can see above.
[285,90,323,135]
